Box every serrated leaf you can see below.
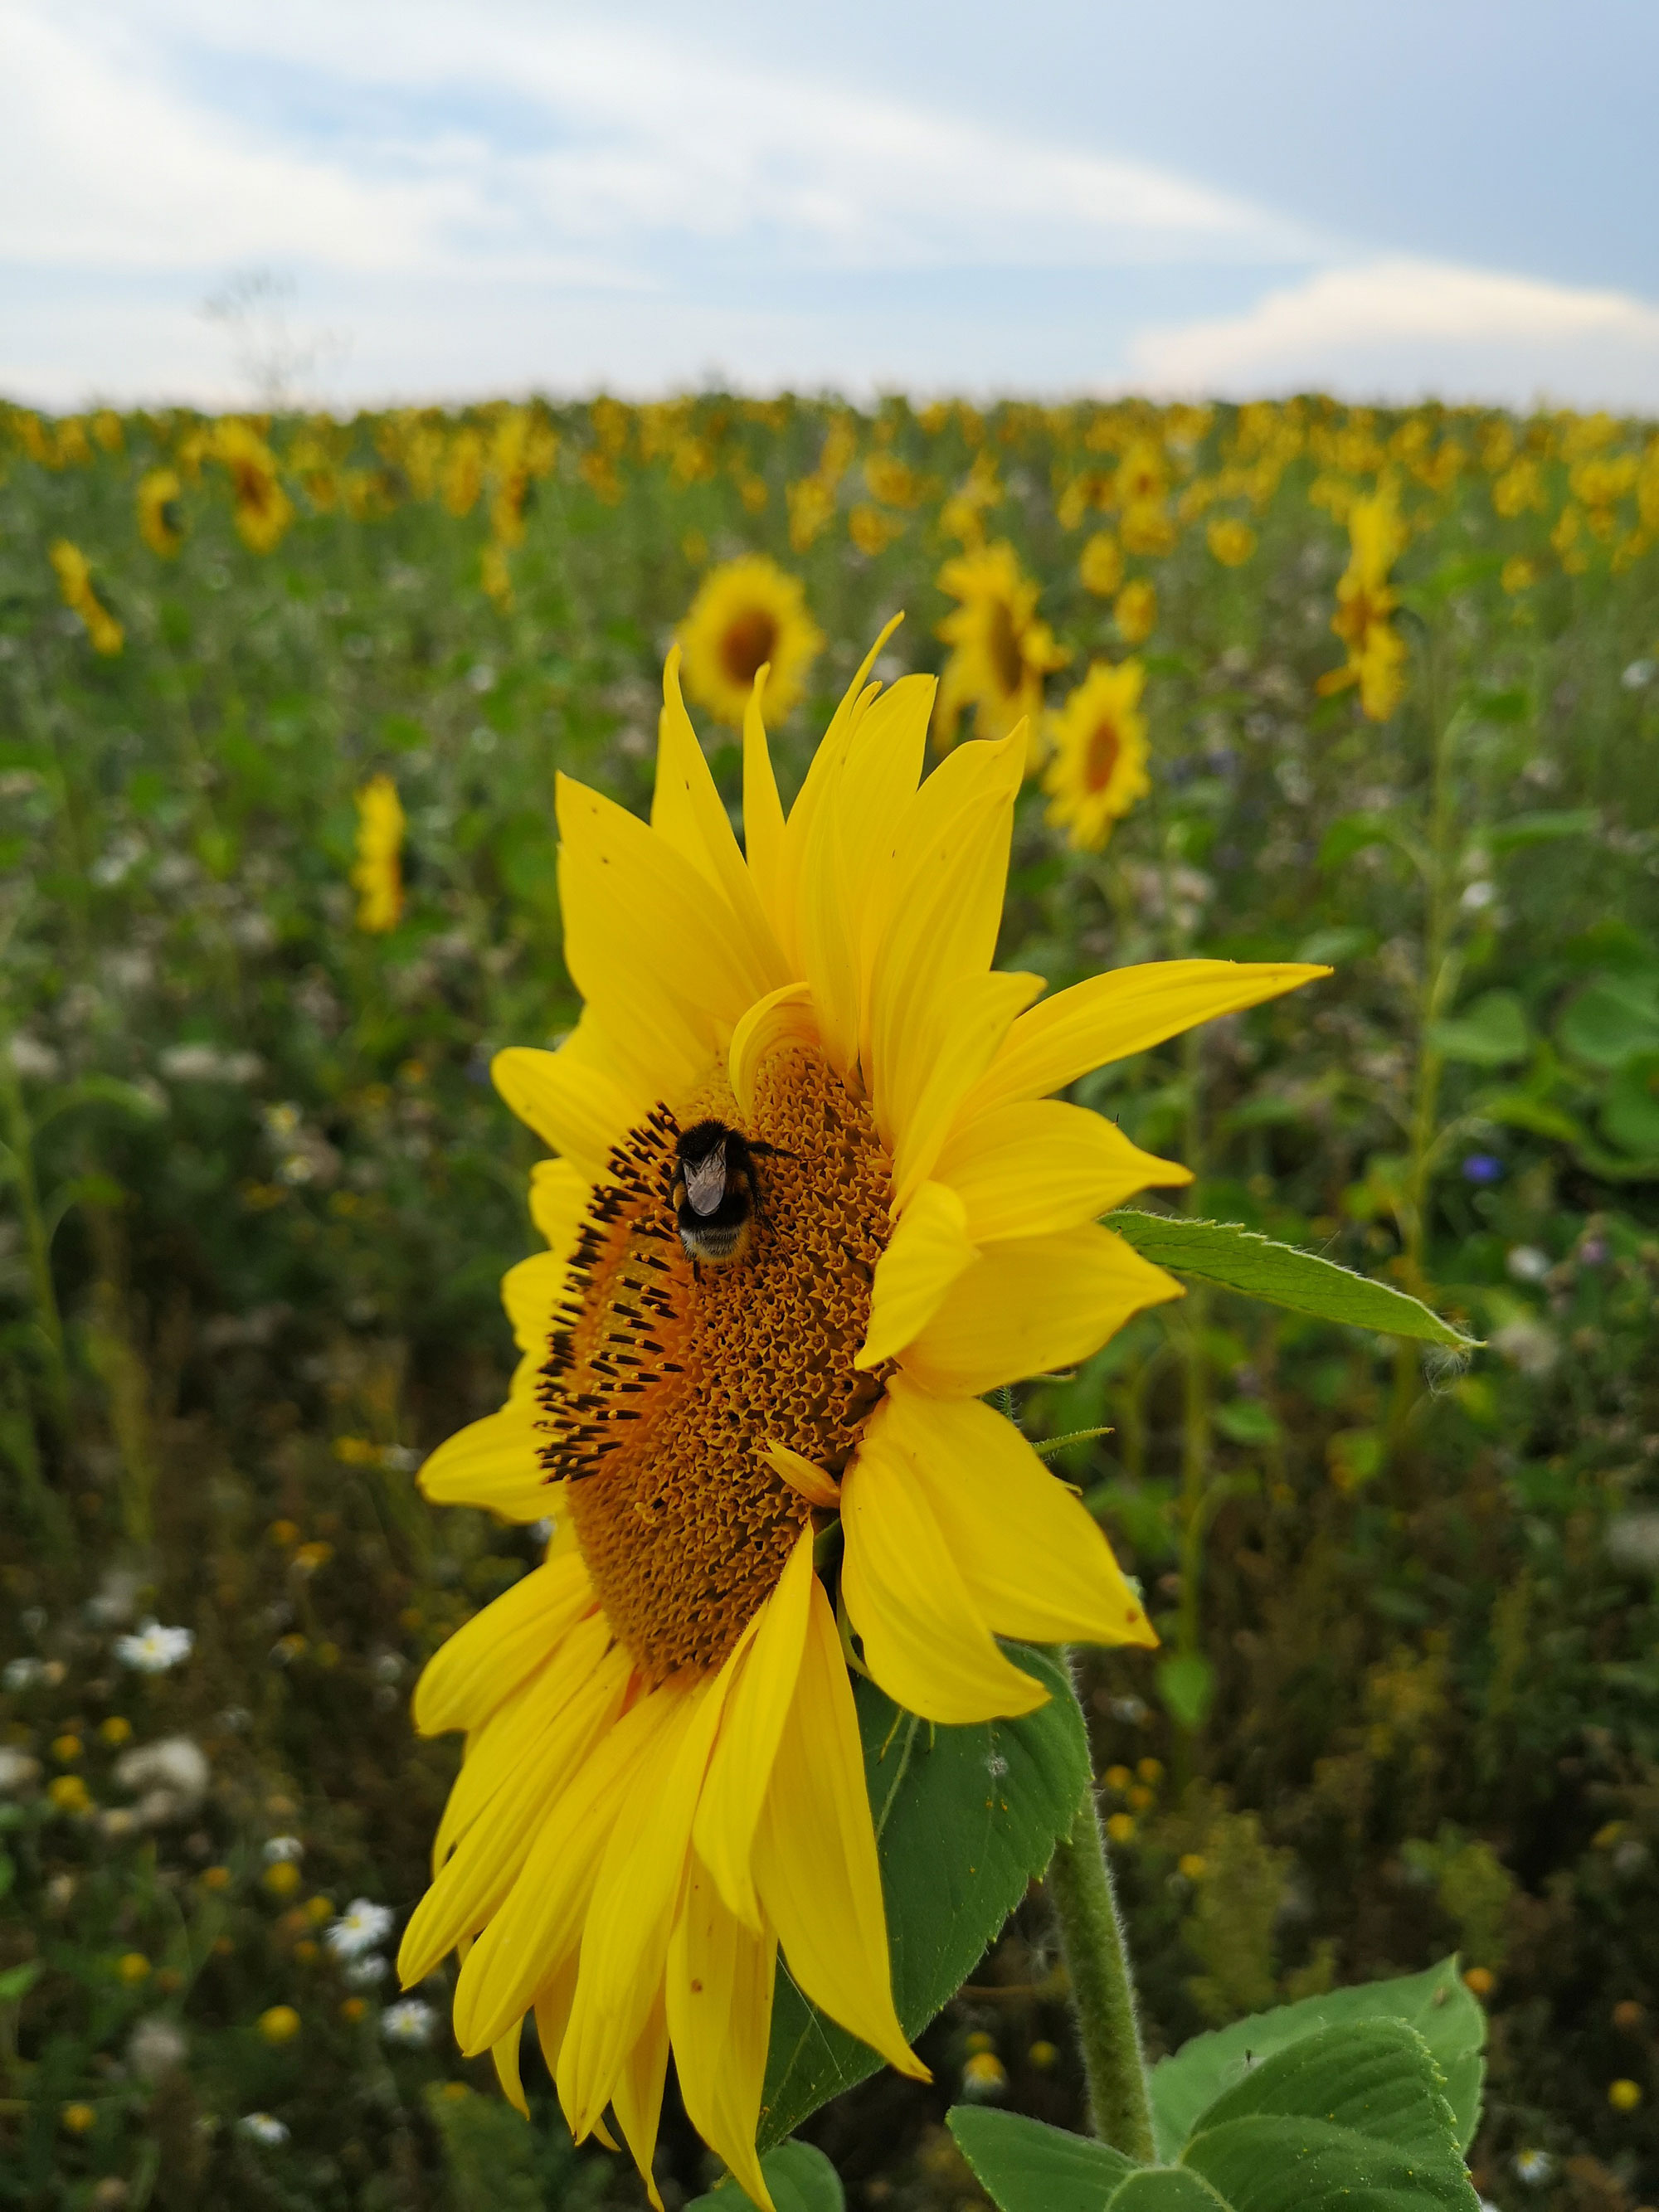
[685,2138,844,2211]
[1105,2173,1229,2210]
[759,1646,1090,2147]
[1149,1957,1486,2159]
[949,2107,1136,2212]
[1107,1215,1478,1349]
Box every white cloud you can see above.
[1130,257,1659,411]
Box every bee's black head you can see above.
[676,1117,741,1167]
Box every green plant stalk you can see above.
[1175,1022,1212,1722]
[0,1046,72,1437]
[1047,1772,1156,2163]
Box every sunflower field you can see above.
[2,391,1659,2212]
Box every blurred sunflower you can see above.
[401,623,1321,2207]
[1042,660,1151,852]
[137,468,184,557]
[678,555,823,728]
[1317,479,1408,721]
[934,541,1068,761]
[213,421,294,556]
[49,539,123,656]
[351,776,406,932]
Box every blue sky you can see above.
[3,0,1657,411]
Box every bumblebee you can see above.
[670,1119,787,1270]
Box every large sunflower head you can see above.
[403,629,1321,2206]
[934,541,1068,759]
[1041,659,1152,852]
[677,554,825,729]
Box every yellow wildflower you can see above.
[935,541,1068,760]
[61,2104,97,2135]
[848,504,905,557]
[677,556,824,729]
[351,776,406,934]
[50,539,124,656]
[1113,579,1157,646]
[402,625,1322,2205]
[49,1774,91,1813]
[480,542,513,613]
[1206,517,1257,567]
[1609,2079,1642,2113]
[786,475,836,551]
[1501,557,1536,595]
[443,430,485,518]
[257,2005,301,2045]
[117,1952,151,1985]
[1042,660,1152,853]
[137,469,184,557]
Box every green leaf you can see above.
[685,2140,844,2212]
[1427,990,1530,1068]
[1557,974,1659,1069]
[0,1960,42,2002]
[760,1646,1090,2147]
[1212,1399,1280,1447]
[1178,2020,1477,2211]
[1318,815,1401,871]
[1149,1957,1485,2159]
[1603,1057,1659,1158]
[948,2107,1136,2212]
[1107,1215,1479,1349]
[1486,807,1598,851]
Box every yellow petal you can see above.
[654,647,790,989]
[960,960,1330,1122]
[864,732,1027,1152]
[692,1528,815,1927]
[796,779,862,1074]
[557,772,773,1062]
[840,1432,1049,1723]
[857,1181,979,1370]
[492,2020,528,2117]
[761,1441,840,1510]
[888,970,1045,1212]
[529,1157,590,1252]
[879,1378,1156,1649]
[666,1866,777,2212]
[753,1578,924,2079]
[451,1682,680,2056]
[742,677,788,951]
[611,1995,671,2212]
[412,1550,594,1737]
[558,1630,752,2136]
[900,1223,1182,1397]
[532,1951,580,2107]
[728,982,819,1125]
[501,1250,566,1357]
[493,1032,644,1184]
[935,1099,1190,1242]
[401,1626,625,1983]
[417,1397,549,1523]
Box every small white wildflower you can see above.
[238,2112,289,2146]
[128,2015,187,2079]
[1622,659,1655,691]
[1513,2147,1554,2185]
[114,1737,210,1825]
[85,1568,143,1627]
[7,1034,61,1082]
[263,1835,304,1864]
[381,1998,436,2048]
[1606,1513,1659,1576]
[0,1747,42,1794]
[325,1899,396,1960]
[2,1656,47,1692]
[1491,1320,1559,1378]
[114,1621,194,1674]
[344,1955,389,1989]
[1460,880,1497,913]
[1506,1245,1551,1284]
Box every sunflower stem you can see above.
[1048,1770,1155,2162]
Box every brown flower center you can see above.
[1084,720,1121,793]
[985,596,1024,696]
[542,1048,893,1683]
[720,607,781,689]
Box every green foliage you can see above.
[955,2015,1477,2212]
[1107,1214,1478,1346]
[761,1647,1090,2144]
[686,2140,844,2212]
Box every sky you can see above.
[3,0,1657,413]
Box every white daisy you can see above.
[325,1899,396,1960]
[113,1621,194,1674]
[238,2113,289,2146]
[381,1999,435,2048]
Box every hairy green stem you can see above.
[1048,1775,1156,2162]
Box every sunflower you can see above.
[934,542,1068,761]
[1316,480,1408,722]
[677,555,824,729]
[1042,660,1152,852]
[137,468,184,558]
[212,421,294,556]
[401,627,1321,2207]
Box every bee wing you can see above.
[683,1140,727,1217]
